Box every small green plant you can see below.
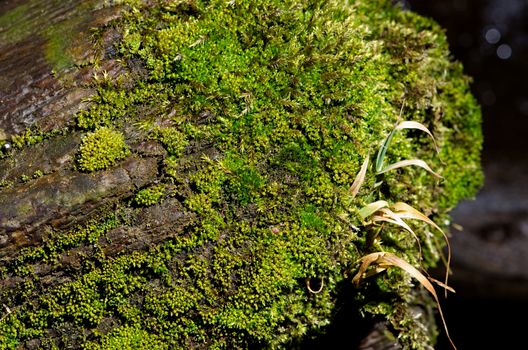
[11,128,45,149]
[163,156,181,179]
[77,127,130,172]
[376,120,440,177]
[151,127,187,157]
[133,184,166,206]
[0,179,12,188]
[350,119,456,349]
[33,170,44,179]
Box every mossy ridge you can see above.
[0,0,482,349]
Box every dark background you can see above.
[406,1,528,349]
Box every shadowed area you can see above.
[406,0,528,348]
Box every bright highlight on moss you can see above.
[77,127,129,172]
[133,184,166,206]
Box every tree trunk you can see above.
[0,1,481,349]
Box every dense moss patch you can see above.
[134,184,166,206]
[0,0,482,349]
[77,127,130,172]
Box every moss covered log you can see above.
[0,0,482,349]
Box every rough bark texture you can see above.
[0,1,482,349]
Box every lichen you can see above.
[0,0,482,349]
[77,127,130,172]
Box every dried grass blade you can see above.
[350,156,369,199]
[395,121,439,153]
[352,252,457,349]
[363,266,387,279]
[377,159,442,178]
[379,253,457,350]
[433,236,450,271]
[373,208,422,258]
[358,200,388,220]
[428,276,456,294]
[376,208,414,234]
[393,202,452,297]
[392,202,440,231]
[352,252,385,286]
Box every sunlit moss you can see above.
[77,127,129,172]
[0,0,482,349]
[133,184,166,206]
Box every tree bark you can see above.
[0,0,133,258]
[0,1,464,348]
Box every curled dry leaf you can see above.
[376,120,440,174]
[349,155,369,199]
[352,252,457,350]
[393,201,452,296]
[394,121,439,154]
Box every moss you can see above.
[0,3,32,43]
[133,184,166,206]
[11,129,46,149]
[6,127,68,155]
[77,127,130,172]
[151,127,188,157]
[0,0,482,349]
[86,325,168,350]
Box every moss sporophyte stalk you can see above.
[0,0,482,349]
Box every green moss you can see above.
[133,184,166,206]
[0,0,482,349]
[8,127,67,153]
[86,325,168,350]
[151,127,188,157]
[11,129,46,149]
[77,127,130,172]
[0,3,32,43]
[163,156,180,179]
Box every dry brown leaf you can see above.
[393,202,452,297]
[352,253,383,286]
[428,276,456,294]
[353,252,457,350]
[377,159,442,178]
[350,156,370,199]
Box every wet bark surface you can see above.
[0,4,213,346]
[0,0,135,260]
[0,0,123,136]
